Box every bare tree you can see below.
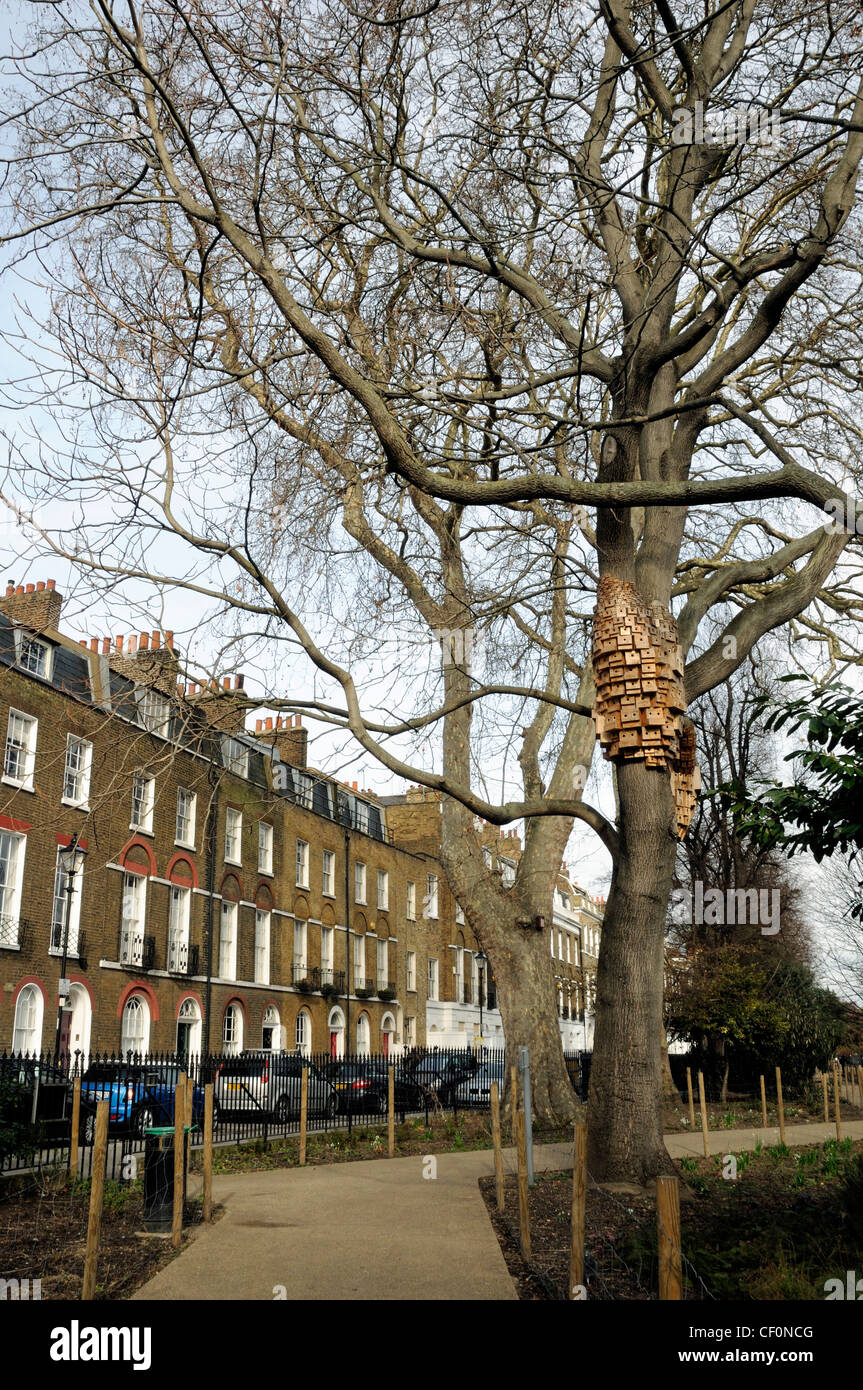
[3,0,863,1179]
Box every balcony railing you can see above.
[0,913,28,949]
[168,938,200,975]
[293,964,347,994]
[318,967,345,993]
[353,976,374,998]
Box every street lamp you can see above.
[475,949,487,1050]
[53,833,87,1065]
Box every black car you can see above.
[326,1059,426,1115]
[405,1052,480,1105]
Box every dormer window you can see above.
[222,736,248,778]
[137,688,171,738]
[15,631,51,680]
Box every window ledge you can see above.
[2,777,33,793]
[258,868,274,878]
[174,840,196,851]
[224,857,242,868]
[130,825,155,837]
[61,798,90,812]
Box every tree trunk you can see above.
[587,760,679,1182]
[661,1025,681,1104]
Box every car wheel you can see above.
[134,1106,155,1138]
[273,1094,292,1123]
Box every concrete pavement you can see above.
[131,1120,863,1301]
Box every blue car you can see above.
[79,1061,205,1139]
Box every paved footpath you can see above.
[131,1119,863,1302]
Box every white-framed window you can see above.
[427,957,439,1001]
[321,925,334,982]
[471,952,480,1006]
[15,631,51,679]
[295,838,309,888]
[3,709,37,789]
[293,918,307,973]
[62,735,92,807]
[131,772,155,833]
[406,880,416,920]
[293,770,314,809]
[137,688,171,738]
[404,1015,416,1049]
[455,902,465,925]
[225,807,242,864]
[222,1002,243,1055]
[258,821,274,875]
[573,936,580,967]
[255,908,271,985]
[455,945,465,1001]
[377,869,389,911]
[50,847,84,955]
[222,736,248,778]
[354,861,366,904]
[376,937,388,990]
[168,885,191,972]
[566,934,571,964]
[0,830,26,947]
[219,900,238,978]
[424,873,438,919]
[120,871,147,965]
[406,950,416,991]
[557,929,564,960]
[120,994,150,1057]
[356,1012,370,1056]
[12,983,44,1053]
[322,849,335,896]
[353,932,365,985]
[295,1008,311,1057]
[175,788,196,847]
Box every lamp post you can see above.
[476,949,487,1050]
[53,832,87,1065]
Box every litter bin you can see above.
[142,1126,190,1232]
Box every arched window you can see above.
[327,1006,345,1059]
[222,1002,243,1055]
[356,1012,370,1057]
[12,984,43,1054]
[120,994,150,1058]
[295,1008,311,1057]
[262,1004,280,1051]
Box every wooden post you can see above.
[183,1073,193,1129]
[387,1063,395,1158]
[70,1077,81,1177]
[490,1081,505,1211]
[759,1074,768,1130]
[775,1066,786,1145]
[172,1082,185,1250]
[821,1070,830,1124]
[570,1121,587,1299]
[202,1084,213,1222]
[856,1065,863,1114]
[834,1065,842,1142]
[697,1071,709,1157]
[686,1067,695,1130]
[656,1175,683,1300]
[515,1106,531,1262]
[299,1064,309,1165]
[510,1063,519,1141]
[81,1100,109,1300]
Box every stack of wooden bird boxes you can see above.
[591,575,700,838]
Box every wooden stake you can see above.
[697,1071,709,1157]
[81,1100,109,1300]
[515,1106,531,1262]
[686,1067,695,1130]
[184,1073,193,1129]
[821,1070,830,1124]
[202,1084,213,1222]
[570,1121,587,1299]
[759,1074,767,1130]
[70,1077,81,1177]
[172,1082,185,1250]
[299,1064,309,1165]
[656,1175,683,1300]
[856,1065,863,1114]
[490,1081,505,1211]
[510,1063,519,1141]
[834,1065,842,1142]
[387,1063,395,1158]
[775,1066,786,1145]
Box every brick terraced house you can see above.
[0,581,603,1064]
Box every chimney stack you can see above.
[255,711,308,768]
[0,578,63,634]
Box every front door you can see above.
[176,1020,192,1059]
[58,1009,72,1058]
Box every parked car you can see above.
[214,1053,337,1122]
[406,1053,480,1105]
[451,1059,506,1108]
[78,1061,206,1139]
[326,1059,426,1115]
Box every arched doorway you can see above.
[381,1012,395,1057]
[176,997,202,1059]
[68,983,92,1069]
[295,1008,311,1057]
[328,1006,345,1058]
[356,1012,370,1057]
[120,993,150,1058]
[262,1005,281,1051]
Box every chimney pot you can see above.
[25,584,34,594]
[115,636,123,651]
[79,639,87,648]
[36,581,44,592]
[101,637,110,655]
[255,719,262,732]
[165,630,173,648]
[177,684,186,697]
[139,632,149,651]
[16,586,24,595]
[235,674,244,689]
[47,580,55,591]
[89,638,98,652]
[151,631,160,650]
[222,676,231,690]
[128,635,137,654]
[5,584,13,596]
[265,717,273,732]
